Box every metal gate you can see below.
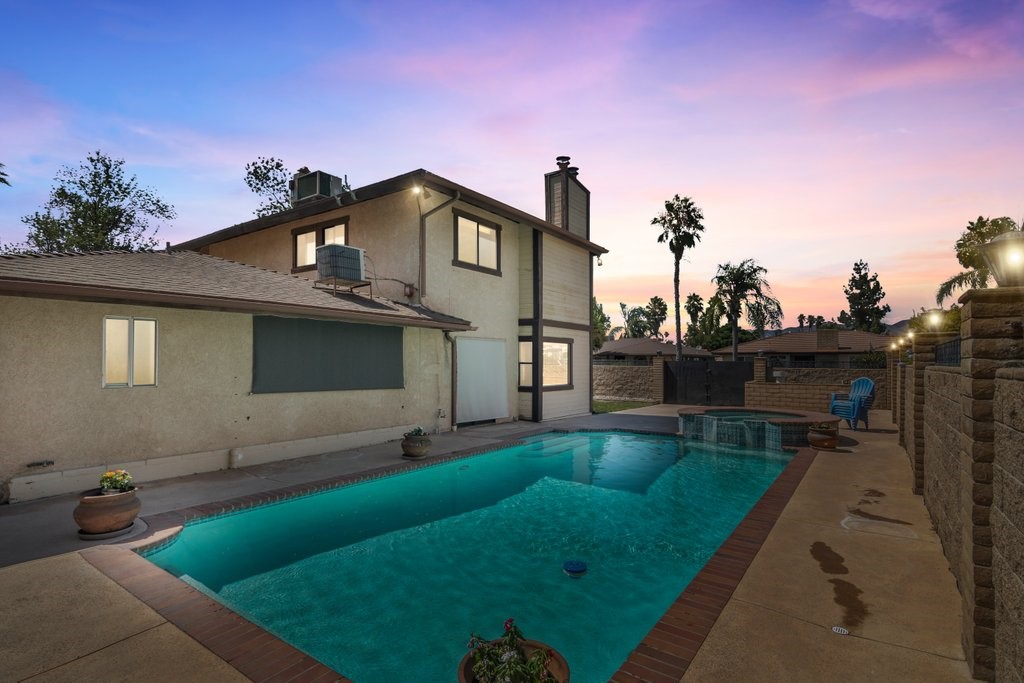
[663,360,753,405]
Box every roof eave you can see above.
[0,279,474,332]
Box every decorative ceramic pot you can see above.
[457,639,570,682]
[401,436,431,459]
[73,488,141,537]
[807,429,839,450]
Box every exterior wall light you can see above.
[980,230,1024,287]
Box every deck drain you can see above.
[831,626,849,635]
[563,560,587,578]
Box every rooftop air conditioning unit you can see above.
[292,170,345,204]
[316,243,366,282]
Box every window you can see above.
[518,338,572,389]
[453,210,501,274]
[103,317,157,387]
[292,218,349,270]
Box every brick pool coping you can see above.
[80,430,816,682]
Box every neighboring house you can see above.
[710,329,890,367]
[0,158,606,502]
[594,338,712,364]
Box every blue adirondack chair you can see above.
[829,377,876,430]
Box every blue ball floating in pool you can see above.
[563,560,587,578]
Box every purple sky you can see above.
[2,0,1021,330]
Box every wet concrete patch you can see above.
[849,507,912,525]
[828,578,869,628]
[810,541,849,575]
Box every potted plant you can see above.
[401,426,431,459]
[458,618,569,682]
[73,468,142,539]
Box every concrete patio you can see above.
[0,407,973,681]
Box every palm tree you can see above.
[797,313,806,329]
[712,259,783,360]
[651,195,706,361]
[684,293,703,327]
[936,216,1019,304]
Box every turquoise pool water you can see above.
[146,431,791,682]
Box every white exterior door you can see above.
[455,338,508,424]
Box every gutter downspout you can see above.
[418,189,461,302]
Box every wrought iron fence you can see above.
[935,337,962,366]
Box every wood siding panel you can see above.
[540,236,589,325]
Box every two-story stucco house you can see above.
[0,157,606,502]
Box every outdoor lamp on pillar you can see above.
[980,230,1024,287]
[926,308,943,332]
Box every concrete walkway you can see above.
[0,408,972,681]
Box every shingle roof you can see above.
[595,338,713,358]
[711,329,891,355]
[0,250,473,331]
[172,169,608,256]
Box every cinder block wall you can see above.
[744,382,847,413]
[773,368,889,409]
[993,366,1024,681]
[592,365,657,402]
[923,366,964,580]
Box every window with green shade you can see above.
[103,317,157,387]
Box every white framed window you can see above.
[103,317,157,387]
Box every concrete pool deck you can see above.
[0,407,972,681]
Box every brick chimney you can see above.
[816,329,839,350]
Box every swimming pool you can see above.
[145,431,791,681]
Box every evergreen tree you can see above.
[839,260,890,333]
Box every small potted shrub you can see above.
[401,426,431,459]
[73,468,142,539]
[458,618,569,682]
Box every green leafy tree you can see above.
[651,195,706,361]
[712,259,783,360]
[591,298,611,351]
[684,293,703,327]
[0,162,10,186]
[619,302,650,338]
[685,294,723,348]
[838,260,891,333]
[644,296,669,339]
[907,305,961,334]
[14,151,172,253]
[936,216,1019,304]
[244,156,293,217]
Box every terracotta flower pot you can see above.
[457,639,570,682]
[73,488,141,538]
[808,428,839,450]
[401,435,431,459]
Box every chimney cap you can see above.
[556,155,570,170]
[567,166,579,176]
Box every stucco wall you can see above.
[923,366,964,586]
[593,365,656,401]
[0,296,449,501]
[993,366,1024,681]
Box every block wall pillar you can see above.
[958,286,1024,681]
[907,333,943,495]
[652,356,665,404]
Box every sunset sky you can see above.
[2,0,1021,332]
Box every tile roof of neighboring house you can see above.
[172,169,609,256]
[711,329,891,355]
[0,250,473,331]
[595,338,713,358]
